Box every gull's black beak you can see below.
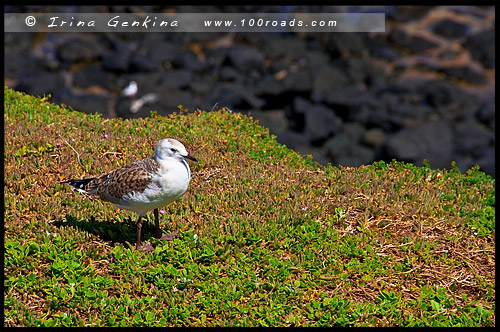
[184,153,198,162]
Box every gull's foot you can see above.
[137,242,155,252]
[156,232,178,241]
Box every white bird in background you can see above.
[121,80,138,97]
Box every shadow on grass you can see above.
[53,215,160,248]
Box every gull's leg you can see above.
[154,208,161,238]
[136,215,142,250]
[136,214,154,252]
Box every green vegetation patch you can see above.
[4,87,495,326]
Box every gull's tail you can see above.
[60,178,96,194]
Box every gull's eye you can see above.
[170,148,177,153]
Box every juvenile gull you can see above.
[61,138,197,252]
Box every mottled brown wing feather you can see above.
[87,158,160,202]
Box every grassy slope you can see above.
[3,87,495,327]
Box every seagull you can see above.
[61,138,197,252]
[121,81,138,97]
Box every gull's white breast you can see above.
[115,158,191,216]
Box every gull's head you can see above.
[155,138,198,162]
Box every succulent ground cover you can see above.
[4,87,495,326]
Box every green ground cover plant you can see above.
[4,87,495,326]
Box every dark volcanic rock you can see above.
[322,86,369,120]
[226,46,266,72]
[255,75,287,98]
[365,35,403,60]
[346,58,387,87]
[284,98,305,132]
[73,64,115,90]
[424,81,460,108]
[365,83,436,130]
[277,130,311,157]
[159,69,194,89]
[4,52,38,78]
[390,6,433,22]
[463,30,495,68]
[389,29,438,53]
[362,128,386,148]
[296,98,342,145]
[249,109,288,138]
[368,109,406,132]
[441,66,486,85]
[256,67,312,110]
[432,19,469,39]
[324,126,375,167]
[312,65,351,103]
[324,33,368,59]
[4,32,37,53]
[150,88,197,114]
[16,71,66,97]
[129,40,178,72]
[55,90,111,116]
[148,42,178,67]
[102,40,133,72]
[32,37,61,71]
[280,66,312,93]
[342,122,367,143]
[219,66,244,82]
[172,51,209,72]
[57,37,105,63]
[453,119,494,156]
[475,147,495,178]
[207,82,264,110]
[264,35,308,59]
[477,94,495,129]
[383,120,454,169]
[439,50,461,61]
[422,81,479,120]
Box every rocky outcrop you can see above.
[4,5,495,177]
